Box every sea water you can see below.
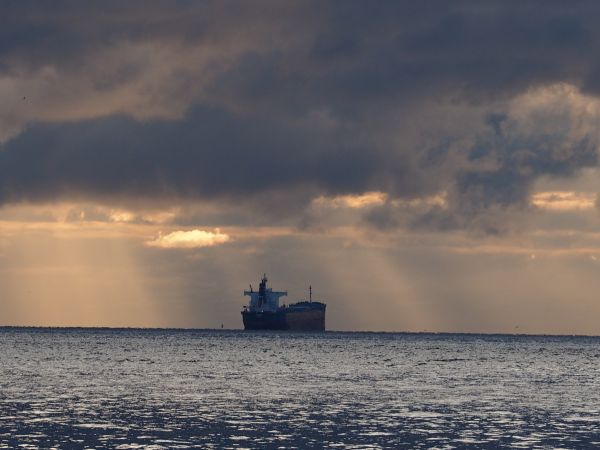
[0,328,599,449]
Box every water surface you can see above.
[1,328,599,449]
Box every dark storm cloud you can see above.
[459,134,597,209]
[3,1,600,106]
[2,1,600,229]
[0,107,394,206]
[364,97,599,234]
[217,1,600,110]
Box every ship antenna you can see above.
[309,285,312,302]
[249,284,253,293]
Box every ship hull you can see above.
[242,310,287,330]
[242,304,326,331]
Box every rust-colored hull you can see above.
[285,309,325,331]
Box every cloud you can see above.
[0,106,390,208]
[1,3,600,233]
[454,84,599,214]
[3,2,600,132]
[364,84,600,233]
[146,229,230,249]
[1,83,597,234]
[531,191,597,211]
[312,192,388,209]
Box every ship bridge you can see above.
[244,274,287,312]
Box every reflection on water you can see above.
[0,328,600,449]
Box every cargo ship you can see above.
[242,274,326,331]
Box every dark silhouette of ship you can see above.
[242,275,326,331]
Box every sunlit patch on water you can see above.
[0,329,600,448]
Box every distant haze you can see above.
[2,1,600,333]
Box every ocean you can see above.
[0,328,599,449]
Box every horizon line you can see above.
[0,325,598,338]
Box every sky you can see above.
[2,1,600,333]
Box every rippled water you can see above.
[1,329,600,449]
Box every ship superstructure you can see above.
[242,275,326,331]
[243,274,287,313]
